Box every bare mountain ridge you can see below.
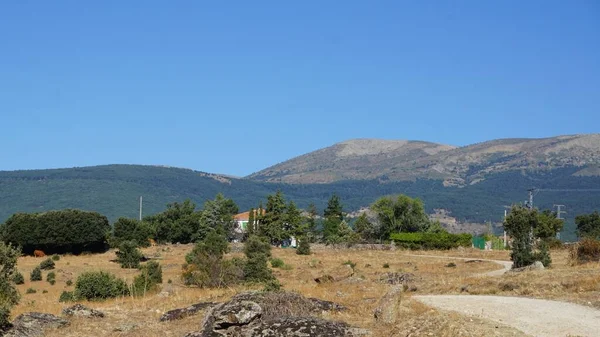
[248,134,600,185]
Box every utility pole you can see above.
[139,196,143,221]
[553,204,566,240]
[527,188,536,209]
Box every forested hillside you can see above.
[2,165,600,240]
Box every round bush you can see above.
[40,258,55,270]
[12,272,25,285]
[30,266,42,281]
[74,271,129,301]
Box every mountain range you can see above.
[2,134,600,240]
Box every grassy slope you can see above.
[2,165,600,240]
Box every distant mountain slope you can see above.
[247,139,456,183]
[248,134,600,185]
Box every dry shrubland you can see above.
[10,244,599,337]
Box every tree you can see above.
[371,195,430,240]
[199,194,239,242]
[259,192,288,245]
[0,242,20,329]
[112,218,153,247]
[243,235,274,283]
[182,230,231,287]
[504,205,554,268]
[576,211,600,239]
[305,203,318,242]
[146,200,201,244]
[322,194,344,244]
[284,201,303,239]
[354,213,376,242]
[115,241,144,269]
[247,208,255,237]
[296,236,311,255]
[535,210,564,240]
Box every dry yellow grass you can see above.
[10,245,598,336]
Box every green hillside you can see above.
[1,165,600,241]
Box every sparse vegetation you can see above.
[47,271,56,285]
[270,258,285,268]
[51,254,60,261]
[383,263,390,268]
[25,288,36,294]
[342,260,356,269]
[59,291,75,303]
[66,279,73,286]
[12,271,24,285]
[569,237,600,265]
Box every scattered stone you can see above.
[160,302,216,322]
[3,313,69,337]
[379,272,416,285]
[61,304,105,318]
[113,323,139,332]
[374,286,402,324]
[315,264,354,283]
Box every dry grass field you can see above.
[10,244,600,337]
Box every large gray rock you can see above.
[3,312,69,337]
[61,304,105,318]
[187,291,368,337]
[510,261,546,273]
[373,286,402,324]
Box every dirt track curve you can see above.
[415,295,600,337]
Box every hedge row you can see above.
[390,232,473,250]
[1,209,110,255]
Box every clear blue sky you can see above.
[1,1,598,176]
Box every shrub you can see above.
[12,272,24,285]
[66,279,73,286]
[26,288,36,294]
[132,261,164,297]
[533,241,552,267]
[42,290,48,294]
[40,258,55,270]
[0,242,21,329]
[296,237,311,255]
[446,262,457,268]
[115,241,143,269]
[280,264,293,271]
[30,266,42,281]
[270,258,285,268]
[383,263,390,269]
[390,232,473,250]
[141,261,163,284]
[262,279,281,292]
[182,230,232,288]
[59,291,75,302]
[342,260,356,269]
[1,210,110,255]
[51,254,60,261]
[244,236,274,283]
[47,272,56,285]
[569,238,600,265]
[167,279,172,284]
[74,271,129,301]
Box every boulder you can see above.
[212,301,262,329]
[510,261,546,273]
[3,313,69,337]
[61,304,105,318]
[160,302,216,322]
[373,286,402,324]
[315,265,354,283]
[242,316,371,336]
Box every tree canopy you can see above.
[575,211,600,239]
[370,195,430,239]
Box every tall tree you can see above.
[575,211,600,239]
[285,201,303,238]
[306,203,318,242]
[354,212,376,242]
[247,208,255,237]
[322,194,344,244]
[371,195,430,240]
[260,191,287,245]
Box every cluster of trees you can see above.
[576,211,600,240]
[0,210,110,254]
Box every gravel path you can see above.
[415,295,600,337]
[403,253,513,276]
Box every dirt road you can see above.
[414,295,600,337]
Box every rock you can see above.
[374,286,402,324]
[3,313,69,337]
[379,272,415,285]
[61,304,105,318]
[343,276,366,284]
[242,316,371,336]
[509,261,546,273]
[160,302,216,322]
[212,301,262,329]
[315,264,354,283]
[113,323,139,332]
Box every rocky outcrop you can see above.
[374,286,402,324]
[379,272,415,285]
[61,304,105,318]
[314,265,354,283]
[185,291,366,337]
[3,313,69,337]
[160,302,216,322]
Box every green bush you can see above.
[40,258,55,270]
[262,279,281,292]
[47,272,56,285]
[58,291,75,302]
[66,279,73,286]
[132,261,164,296]
[296,237,311,255]
[115,241,143,269]
[390,232,473,250]
[383,263,390,268]
[1,210,110,255]
[51,254,60,261]
[244,236,274,283]
[533,241,552,267]
[141,261,162,284]
[270,258,285,268]
[30,266,42,281]
[0,242,21,329]
[74,271,129,301]
[26,288,36,294]
[182,230,233,288]
[12,271,24,285]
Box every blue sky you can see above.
[1,1,598,176]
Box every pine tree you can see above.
[285,201,303,239]
[306,203,318,242]
[322,194,344,244]
[260,191,287,245]
[247,208,255,237]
